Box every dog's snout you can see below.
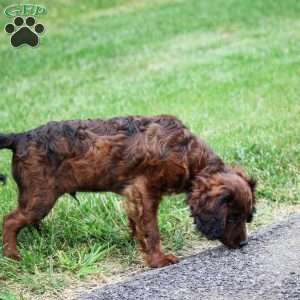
[239,239,248,247]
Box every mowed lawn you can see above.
[0,0,300,298]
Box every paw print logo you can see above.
[4,16,45,48]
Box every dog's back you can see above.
[0,115,195,193]
[1,115,188,160]
[0,115,186,152]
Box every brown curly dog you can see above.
[0,115,256,268]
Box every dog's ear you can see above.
[188,177,229,239]
[199,190,229,239]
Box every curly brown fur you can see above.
[0,115,256,267]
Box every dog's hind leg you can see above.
[2,190,58,260]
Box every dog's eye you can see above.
[219,193,232,204]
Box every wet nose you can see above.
[239,240,248,247]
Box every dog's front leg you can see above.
[123,178,179,268]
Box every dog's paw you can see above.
[3,249,21,261]
[164,254,180,264]
[148,253,179,268]
[4,16,44,47]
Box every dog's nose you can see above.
[239,240,248,247]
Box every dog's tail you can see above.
[0,133,17,151]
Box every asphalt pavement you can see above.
[79,214,300,300]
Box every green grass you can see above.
[0,0,300,298]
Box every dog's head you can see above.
[188,167,256,248]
